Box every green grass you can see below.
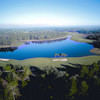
[0,56,100,69]
[12,41,24,47]
[0,41,24,48]
[69,32,94,43]
[90,48,100,55]
[68,32,100,55]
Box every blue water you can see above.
[0,36,94,60]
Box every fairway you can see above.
[69,32,93,43]
[0,55,100,69]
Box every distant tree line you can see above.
[86,34,100,40]
[0,29,68,46]
[0,27,100,46]
[55,27,100,34]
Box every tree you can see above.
[55,53,57,58]
[59,54,62,58]
[62,53,64,57]
[93,63,99,74]
[57,54,59,58]
[80,81,88,95]
[80,66,89,77]
[69,78,77,99]
[21,80,27,88]
[65,54,67,57]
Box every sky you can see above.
[0,0,100,26]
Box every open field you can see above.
[0,56,100,69]
[69,32,94,43]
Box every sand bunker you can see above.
[53,59,67,61]
[0,59,9,61]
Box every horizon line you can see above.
[0,24,100,27]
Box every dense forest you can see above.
[0,28,68,46]
[86,34,100,48]
[0,27,100,47]
[0,61,100,100]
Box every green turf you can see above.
[69,32,94,43]
[90,48,100,55]
[0,56,100,69]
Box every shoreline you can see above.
[0,56,100,69]
[0,41,24,48]
[69,32,100,55]
[90,48,100,55]
[0,33,99,55]
[20,35,69,42]
[0,35,69,48]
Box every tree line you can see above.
[0,27,100,47]
[0,29,68,46]
[86,34,100,48]
[55,53,67,58]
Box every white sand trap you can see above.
[53,59,67,61]
[0,58,9,61]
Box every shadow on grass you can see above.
[57,63,83,75]
[30,66,44,76]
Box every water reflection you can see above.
[24,41,31,45]
[0,47,17,52]
[0,36,94,60]
[31,37,67,44]
[0,38,67,52]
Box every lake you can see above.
[0,36,94,60]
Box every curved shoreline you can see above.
[0,35,69,48]
[20,35,69,42]
[69,32,100,55]
[90,48,100,55]
[0,33,99,60]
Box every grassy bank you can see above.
[0,41,24,48]
[68,32,100,55]
[69,32,94,43]
[90,48,100,55]
[0,56,100,69]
